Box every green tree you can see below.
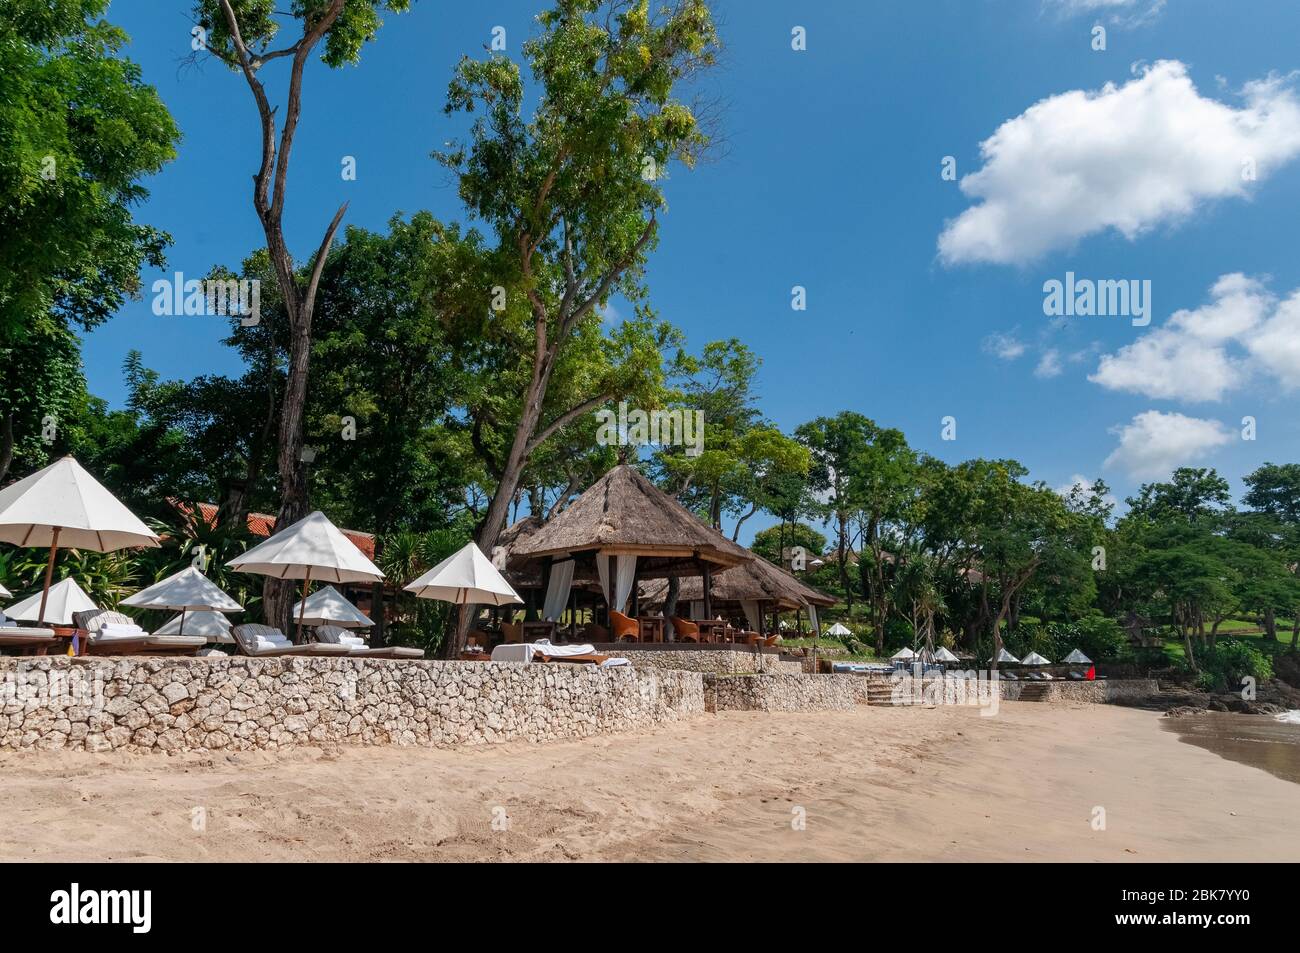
[0,0,178,479]
[193,0,412,630]
[751,522,827,566]
[438,0,720,551]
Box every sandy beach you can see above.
[1,702,1297,862]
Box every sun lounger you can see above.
[0,625,61,654]
[229,623,351,657]
[998,671,1019,681]
[490,640,610,664]
[74,610,205,656]
[314,624,424,658]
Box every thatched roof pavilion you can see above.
[508,465,752,580]
[642,556,835,611]
[505,466,757,633]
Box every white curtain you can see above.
[613,555,637,615]
[596,554,611,605]
[808,603,820,638]
[542,559,575,622]
[741,600,762,632]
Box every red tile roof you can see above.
[174,501,376,559]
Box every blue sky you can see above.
[89,0,1300,541]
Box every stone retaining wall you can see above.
[702,673,871,712]
[608,647,801,676]
[875,674,1161,706]
[0,656,704,754]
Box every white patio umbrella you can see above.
[121,566,243,636]
[1021,651,1052,666]
[404,541,522,606]
[890,646,916,660]
[825,622,852,637]
[291,584,373,628]
[0,456,158,624]
[1062,648,1092,664]
[155,609,233,643]
[226,511,384,642]
[6,577,98,626]
[933,646,960,663]
[995,647,1020,664]
[0,582,10,600]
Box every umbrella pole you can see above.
[179,607,187,637]
[296,568,312,644]
[37,526,61,627]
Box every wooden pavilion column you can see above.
[702,565,713,621]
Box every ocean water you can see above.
[1161,711,1300,784]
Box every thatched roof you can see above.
[642,555,836,610]
[509,465,752,580]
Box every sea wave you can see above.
[1274,710,1300,725]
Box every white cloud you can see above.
[1034,349,1063,378]
[1090,273,1300,401]
[938,62,1300,266]
[1103,410,1233,480]
[1245,291,1300,384]
[1044,0,1166,24]
[982,332,1027,360]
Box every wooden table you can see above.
[702,622,730,643]
[638,617,664,643]
[522,620,556,643]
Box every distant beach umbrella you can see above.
[226,511,384,642]
[0,456,158,625]
[6,577,98,626]
[933,646,960,662]
[404,542,523,607]
[291,584,373,628]
[155,610,233,643]
[0,582,9,600]
[1020,651,1052,666]
[1062,648,1093,664]
[890,646,916,660]
[122,566,243,636]
[995,648,1020,663]
[824,622,852,637]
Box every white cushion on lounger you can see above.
[491,641,597,663]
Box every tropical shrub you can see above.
[1194,640,1273,693]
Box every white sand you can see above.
[1,702,1296,861]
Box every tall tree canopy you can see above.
[0,0,178,479]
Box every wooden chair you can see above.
[609,610,640,642]
[500,622,523,644]
[670,617,700,643]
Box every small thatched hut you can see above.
[507,465,754,635]
[642,554,835,632]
